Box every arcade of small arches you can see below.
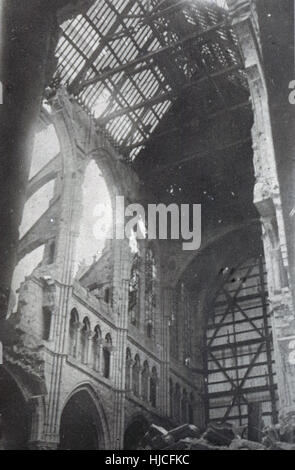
[125,348,159,408]
[169,380,196,425]
[68,308,113,379]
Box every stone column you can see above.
[112,247,130,449]
[138,366,143,399]
[228,0,295,431]
[109,348,115,381]
[41,90,89,447]
[85,330,93,366]
[128,359,134,392]
[160,286,172,416]
[98,340,103,373]
[73,323,81,359]
[140,245,146,334]
[155,374,161,410]
[0,1,59,315]
[146,370,151,403]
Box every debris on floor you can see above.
[139,422,295,450]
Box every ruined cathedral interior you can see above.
[0,0,294,451]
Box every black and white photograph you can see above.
[0,0,294,453]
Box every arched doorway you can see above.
[59,390,106,450]
[0,369,29,450]
[124,417,148,450]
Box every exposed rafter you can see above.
[76,20,227,92]
[98,64,242,125]
[68,0,139,94]
[119,100,251,152]
[145,137,252,176]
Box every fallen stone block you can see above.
[150,432,175,449]
[168,424,202,441]
[162,439,192,450]
[190,438,228,450]
[268,441,295,451]
[202,422,235,446]
[141,424,167,447]
[229,438,266,450]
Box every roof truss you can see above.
[53,0,246,161]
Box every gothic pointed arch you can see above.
[123,415,149,450]
[59,384,110,450]
[0,368,30,449]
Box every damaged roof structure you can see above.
[0,0,295,451]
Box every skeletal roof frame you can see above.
[54,0,247,162]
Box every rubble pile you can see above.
[139,422,295,451]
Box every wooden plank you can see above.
[77,20,228,91]
[207,384,278,399]
[258,256,278,423]
[68,0,139,94]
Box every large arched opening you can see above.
[59,389,107,450]
[171,222,279,432]
[74,159,113,279]
[123,416,149,450]
[0,368,30,450]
